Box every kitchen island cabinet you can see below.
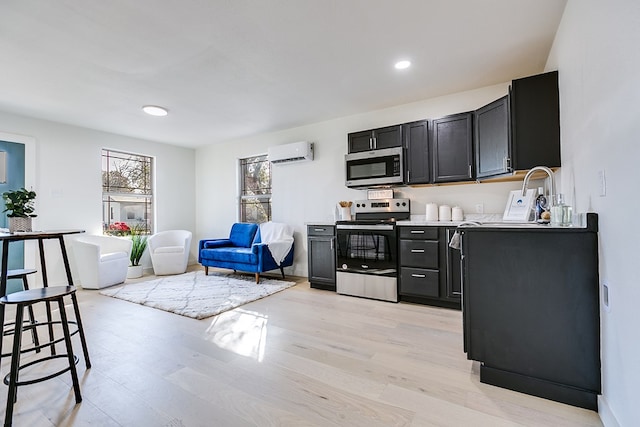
[307,225,336,291]
[459,213,600,410]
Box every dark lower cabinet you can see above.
[307,225,336,291]
[398,226,461,309]
[431,112,474,183]
[444,228,462,299]
[459,214,600,410]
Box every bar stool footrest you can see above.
[3,354,79,387]
[1,320,81,358]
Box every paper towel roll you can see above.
[426,203,439,221]
[439,205,452,221]
[452,206,464,221]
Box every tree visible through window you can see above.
[102,149,153,235]
[240,155,271,223]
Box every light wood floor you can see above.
[0,268,602,426]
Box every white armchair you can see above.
[147,230,192,275]
[71,235,132,289]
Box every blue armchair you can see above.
[198,222,294,283]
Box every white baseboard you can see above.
[598,395,620,427]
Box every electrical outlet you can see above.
[475,203,484,214]
[598,170,606,197]
[602,283,611,312]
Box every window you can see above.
[239,154,271,223]
[102,149,153,235]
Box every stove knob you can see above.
[402,202,407,206]
[396,202,400,207]
[362,203,366,208]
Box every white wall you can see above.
[0,111,196,285]
[195,82,531,278]
[546,0,640,425]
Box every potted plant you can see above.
[127,225,148,279]
[2,187,37,233]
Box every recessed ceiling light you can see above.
[142,105,168,116]
[394,60,411,70]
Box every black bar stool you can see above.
[1,269,40,356]
[0,286,86,426]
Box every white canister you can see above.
[439,205,452,221]
[452,206,464,222]
[426,203,439,221]
[339,206,352,221]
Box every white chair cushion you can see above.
[154,246,184,254]
[100,251,128,263]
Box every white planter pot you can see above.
[127,265,143,279]
[8,217,32,233]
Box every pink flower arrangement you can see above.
[109,222,130,232]
[106,222,131,236]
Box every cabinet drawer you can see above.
[398,226,438,240]
[307,225,335,237]
[400,240,439,268]
[400,267,439,298]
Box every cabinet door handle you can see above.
[369,137,374,150]
[411,274,426,278]
[411,249,425,253]
[506,157,511,171]
[468,164,472,178]
[410,230,425,234]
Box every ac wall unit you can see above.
[268,141,314,164]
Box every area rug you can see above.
[99,271,296,320]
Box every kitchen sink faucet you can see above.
[521,165,556,204]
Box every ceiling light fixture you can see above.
[394,60,411,70]
[142,105,168,116]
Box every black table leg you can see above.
[37,239,56,355]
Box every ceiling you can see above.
[0,1,567,148]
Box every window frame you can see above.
[238,154,272,223]
[102,148,154,235]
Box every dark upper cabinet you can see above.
[404,120,430,184]
[348,125,402,153]
[431,112,474,183]
[474,95,511,179]
[510,70,561,170]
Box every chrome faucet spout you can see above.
[521,166,556,202]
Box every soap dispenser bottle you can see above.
[534,187,549,222]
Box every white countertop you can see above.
[397,213,503,226]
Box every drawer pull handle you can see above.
[411,274,426,278]
[410,230,425,234]
[411,249,425,253]
[314,228,325,232]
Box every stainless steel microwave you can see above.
[345,147,404,188]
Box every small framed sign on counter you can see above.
[503,189,536,222]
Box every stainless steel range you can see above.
[335,198,410,302]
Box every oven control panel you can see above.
[353,198,410,213]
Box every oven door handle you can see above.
[336,224,394,231]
